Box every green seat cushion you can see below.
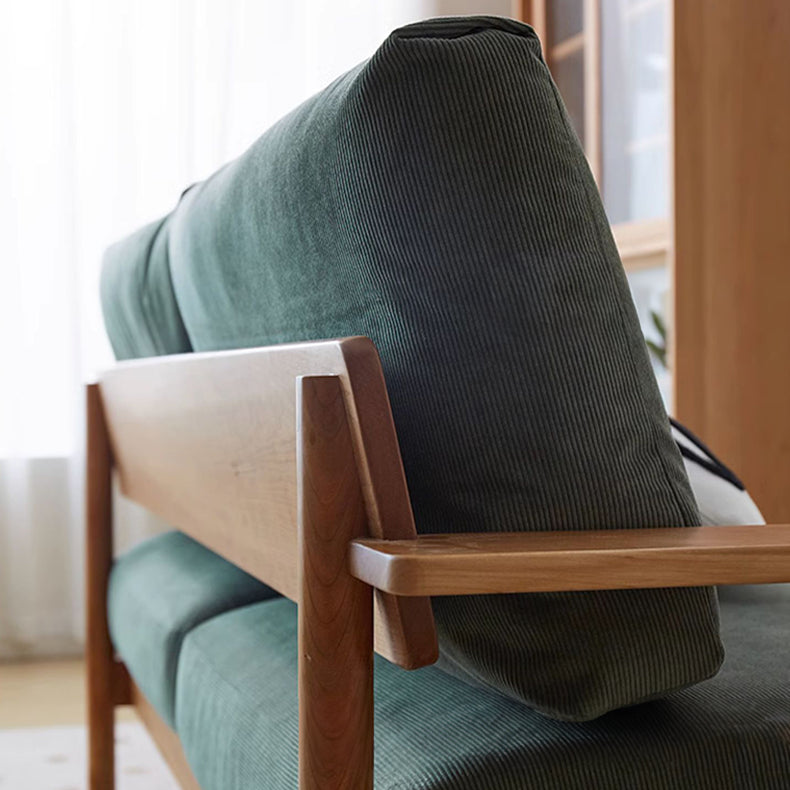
[101,15,721,719]
[176,590,790,790]
[108,531,278,728]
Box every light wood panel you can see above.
[612,218,669,271]
[674,0,790,520]
[298,377,373,790]
[552,31,584,59]
[130,682,200,790]
[99,338,437,670]
[349,525,790,596]
[583,0,601,184]
[513,0,546,47]
[85,384,116,790]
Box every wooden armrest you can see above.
[349,525,790,596]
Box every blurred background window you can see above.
[539,0,669,226]
[0,0,512,661]
[601,0,668,225]
[0,0,675,661]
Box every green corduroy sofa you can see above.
[94,16,790,789]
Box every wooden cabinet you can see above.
[517,0,790,520]
[518,0,672,405]
[673,0,790,521]
[520,0,670,270]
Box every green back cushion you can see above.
[101,16,722,721]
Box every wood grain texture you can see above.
[514,0,547,50]
[113,661,132,706]
[130,682,201,790]
[583,0,601,185]
[85,384,116,790]
[612,219,669,272]
[350,525,790,596]
[298,377,373,790]
[99,337,437,670]
[551,31,584,59]
[674,0,790,520]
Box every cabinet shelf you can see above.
[550,31,584,60]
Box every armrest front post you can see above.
[298,376,374,790]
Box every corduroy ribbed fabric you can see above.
[175,592,790,790]
[101,217,191,358]
[107,531,278,728]
[101,16,723,720]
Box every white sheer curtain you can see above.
[0,0,472,659]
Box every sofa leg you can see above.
[86,384,116,790]
[297,376,375,790]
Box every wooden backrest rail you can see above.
[98,337,438,671]
[100,337,438,669]
[96,338,441,789]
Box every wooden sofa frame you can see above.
[86,337,790,790]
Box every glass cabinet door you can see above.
[601,0,669,225]
[538,0,670,230]
[528,0,672,406]
[546,0,586,147]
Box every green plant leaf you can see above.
[646,338,667,369]
[650,310,667,342]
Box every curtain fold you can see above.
[0,0,447,659]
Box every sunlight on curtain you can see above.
[0,0,434,658]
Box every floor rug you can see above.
[0,722,177,789]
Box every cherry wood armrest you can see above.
[348,525,790,596]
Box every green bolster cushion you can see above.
[101,216,191,359]
[101,16,722,720]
